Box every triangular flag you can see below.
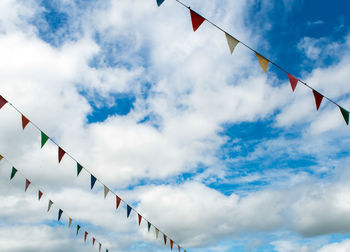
[312,90,323,111]
[76,225,81,235]
[155,228,159,239]
[106,249,108,252]
[147,221,151,232]
[84,231,88,242]
[104,185,109,198]
[225,33,239,54]
[58,147,66,163]
[339,106,349,125]
[190,9,205,32]
[38,190,43,201]
[99,243,102,252]
[0,95,7,109]
[163,234,167,245]
[58,209,63,221]
[178,245,181,252]
[127,205,132,218]
[170,240,174,250]
[156,0,165,6]
[116,195,121,209]
[41,132,49,148]
[25,179,31,192]
[93,237,96,246]
[138,213,142,226]
[77,162,83,176]
[48,200,54,212]
[69,217,72,228]
[0,155,3,161]
[21,115,30,130]
[10,167,17,180]
[91,175,97,189]
[287,73,299,92]
[255,52,269,73]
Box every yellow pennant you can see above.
[155,228,159,239]
[255,52,269,73]
[0,155,3,161]
[68,217,72,228]
[225,33,239,54]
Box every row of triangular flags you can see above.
[0,154,108,252]
[155,0,350,125]
[0,95,185,252]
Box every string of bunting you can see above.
[0,95,185,252]
[156,0,350,125]
[0,154,108,252]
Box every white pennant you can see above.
[225,33,239,54]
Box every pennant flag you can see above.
[312,90,324,111]
[69,217,72,228]
[84,231,88,242]
[255,52,269,73]
[106,249,108,252]
[76,225,81,235]
[104,185,109,198]
[0,154,3,161]
[225,33,239,54]
[156,0,165,6]
[58,209,63,221]
[127,205,132,218]
[93,237,96,246]
[58,147,66,163]
[41,132,49,148]
[116,195,121,209]
[10,167,17,180]
[25,179,31,192]
[21,115,30,130]
[77,162,83,176]
[163,234,167,245]
[147,221,151,232]
[138,213,142,226]
[0,95,7,109]
[287,73,298,92]
[190,9,205,32]
[38,190,43,201]
[91,175,97,190]
[339,106,349,125]
[170,240,174,250]
[99,243,102,252]
[178,245,181,252]
[48,200,54,212]
[155,228,159,239]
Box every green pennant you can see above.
[10,167,17,180]
[339,106,349,125]
[41,132,49,148]
[147,221,151,232]
[77,163,83,176]
[76,225,81,235]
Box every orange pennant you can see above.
[255,53,269,73]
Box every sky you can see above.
[0,0,350,251]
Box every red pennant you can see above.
[138,213,142,226]
[93,237,96,246]
[190,9,205,32]
[170,240,174,250]
[38,190,43,201]
[21,115,30,129]
[312,90,323,111]
[84,231,88,242]
[25,179,31,192]
[287,73,298,92]
[116,195,121,209]
[178,245,181,252]
[0,95,7,109]
[58,147,66,163]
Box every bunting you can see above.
[116,195,121,209]
[93,237,96,246]
[25,179,31,192]
[339,106,349,125]
[10,167,17,180]
[58,147,66,163]
[287,73,298,92]
[91,175,97,189]
[171,240,174,250]
[155,228,159,239]
[148,221,151,232]
[77,163,83,176]
[312,90,324,111]
[0,154,2,161]
[178,245,181,252]
[48,200,54,212]
[21,115,30,130]
[127,205,132,218]
[58,209,63,221]
[38,190,43,201]
[69,217,72,228]
[163,234,167,245]
[0,95,7,109]
[156,0,165,6]
[138,213,142,226]
[104,185,109,198]
[84,231,88,242]
[76,225,81,236]
[190,9,205,32]
[225,33,239,54]
[99,243,102,252]
[255,53,269,73]
[41,132,49,148]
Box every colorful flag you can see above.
[127,205,132,218]
[76,225,81,235]
[69,217,72,228]
[255,52,269,73]
[58,147,66,163]
[148,221,151,232]
[0,155,3,161]
[170,240,174,250]
[138,213,142,226]
[93,237,96,246]
[225,33,239,54]
[190,9,205,32]
[104,186,109,198]
[0,95,7,109]
[312,90,323,111]
[25,179,31,192]
[77,162,83,176]
[21,115,30,130]
[41,132,49,148]
[58,209,63,221]
[178,245,181,252]
[156,0,165,6]
[91,175,97,189]
[339,106,349,125]
[116,195,121,209]
[163,234,167,245]
[155,228,159,239]
[287,73,298,92]
[99,243,102,252]
[38,190,43,201]
[84,231,88,242]
[10,167,17,180]
[48,200,54,212]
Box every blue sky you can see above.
[1,0,350,251]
